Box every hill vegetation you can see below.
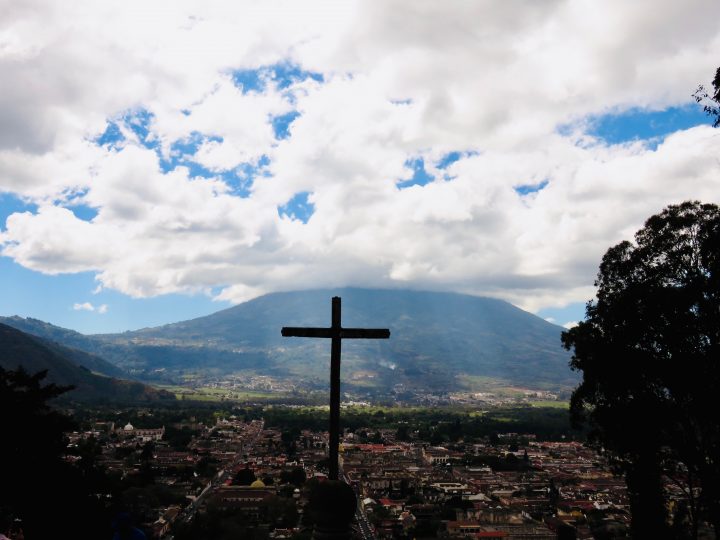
[0,323,175,403]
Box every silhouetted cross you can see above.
[282,296,390,480]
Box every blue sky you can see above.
[1,2,719,334]
[0,257,231,333]
[1,184,232,333]
[586,104,711,148]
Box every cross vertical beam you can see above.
[329,297,342,481]
[281,296,390,480]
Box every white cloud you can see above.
[2,0,720,315]
[214,284,267,304]
[563,321,579,330]
[72,301,108,314]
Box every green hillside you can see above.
[0,323,175,403]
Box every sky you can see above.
[1,0,720,334]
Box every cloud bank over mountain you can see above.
[1,0,720,317]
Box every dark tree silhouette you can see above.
[0,366,75,464]
[232,465,257,486]
[280,466,306,487]
[562,201,720,538]
[0,367,114,538]
[693,66,720,127]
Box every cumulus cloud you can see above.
[73,302,108,314]
[1,0,720,315]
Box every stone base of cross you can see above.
[282,296,390,480]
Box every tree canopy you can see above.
[0,367,115,538]
[562,201,720,537]
[694,66,720,127]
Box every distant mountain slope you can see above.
[2,289,577,391]
[0,316,99,350]
[98,288,577,390]
[0,323,175,402]
[43,341,127,379]
[0,315,156,376]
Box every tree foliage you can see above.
[232,465,257,486]
[562,201,720,537]
[0,367,114,538]
[693,66,720,127]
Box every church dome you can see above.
[124,422,134,431]
[250,479,266,488]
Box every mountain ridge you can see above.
[0,323,175,402]
[2,289,577,392]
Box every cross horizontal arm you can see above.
[281,327,390,339]
[282,327,333,338]
[340,328,390,339]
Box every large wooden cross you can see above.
[281,296,390,480]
